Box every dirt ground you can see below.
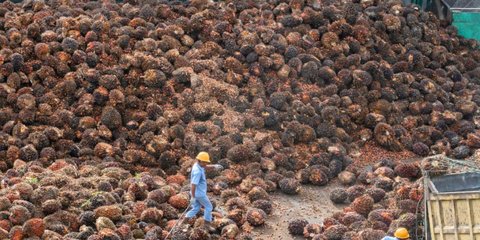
[251,181,345,239]
[349,141,418,169]
[247,143,419,240]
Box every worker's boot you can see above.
[204,221,216,233]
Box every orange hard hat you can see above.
[394,228,410,239]
[196,152,211,162]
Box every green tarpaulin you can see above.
[440,0,480,42]
[452,12,480,42]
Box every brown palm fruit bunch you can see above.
[221,224,240,239]
[338,171,356,186]
[168,193,190,210]
[369,219,389,232]
[322,217,340,230]
[373,176,394,191]
[147,189,169,204]
[409,186,424,202]
[284,121,317,144]
[212,217,235,231]
[265,171,284,185]
[304,223,322,238]
[239,176,269,193]
[365,188,386,203]
[453,145,472,159]
[351,195,374,217]
[246,208,267,227]
[190,227,210,240]
[159,203,178,220]
[222,169,242,185]
[312,234,328,240]
[374,123,403,151]
[348,220,370,233]
[166,174,186,185]
[340,231,358,240]
[308,167,329,186]
[412,142,430,156]
[397,199,418,214]
[140,208,164,224]
[346,185,366,202]
[227,208,246,226]
[247,187,270,202]
[323,224,348,240]
[220,189,240,202]
[359,228,386,240]
[252,200,273,215]
[357,169,376,185]
[278,178,300,195]
[226,197,248,211]
[394,163,421,179]
[288,218,309,236]
[368,209,395,226]
[395,185,413,200]
[393,213,417,230]
[329,188,348,204]
[374,167,395,179]
[226,144,255,163]
[297,167,311,184]
[340,212,365,227]
[373,159,396,170]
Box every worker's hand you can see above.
[209,164,224,171]
[190,197,196,205]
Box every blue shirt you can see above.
[191,163,207,197]
[381,237,398,240]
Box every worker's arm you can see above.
[204,164,224,172]
[191,184,196,199]
[190,168,201,200]
[204,165,213,171]
[381,237,397,240]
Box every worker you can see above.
[382,228,410,240]
[185,152,217,231]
